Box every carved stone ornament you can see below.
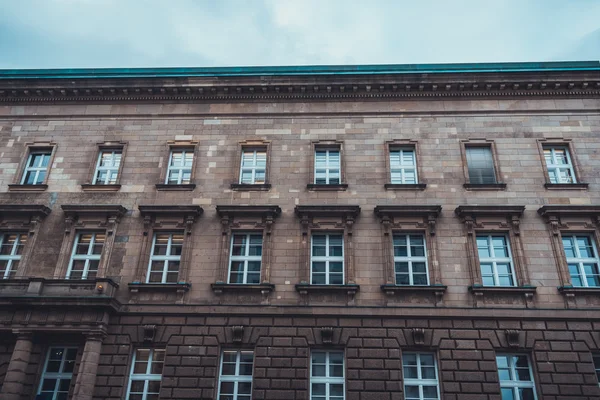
[61,205,127,235]
[321,327,334,345]
[374,205,441,236]
[232,326,244,344]
[505,329,520,348]
[412,328,426,346]
[143,325,156,343]
[216,205,282,235]
[138,205,203,235]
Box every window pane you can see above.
[501,388,515,400]
[466,146,496,184]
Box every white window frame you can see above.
[126,348,164,400]
[93,149,122,184]
[476,234,516,287]
[496,354,537,400]
[65,232,104,280]
[562,234,600,287]
[0,233,26,279]
[310,350,345,400]
[393,234,429,286]
[165,148,193,184]
[37,346,78,400]
[21,150,51,185]
[311,233,344,285]
[239,149,267,184]
[217,350,254,400]
[146,232,182,284]
[228,233,263,284]
[389,148,418,184]
[402,352,440,400]
[593,354,600,387]
[543,146,577,184]
[314,149,341,185]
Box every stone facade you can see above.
[0,62,599,399]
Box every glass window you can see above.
[496,354,537,400]
[476,234,515,287]
[466,146,496,184]
[311,234,344,285]
[403,352,440,400]
[390,148,418,184]
[393,234,429,285]
[311,350,344,400]
[0,233,27,279]
[543,146,576,184]
[218,350,254,400]
[593,354,600,387]
[166,149,193,185]
[126,348,165,400]
[66,232,105,280]
[314,149,341,185]
[228,233,263,284]
[561,235,600,287]
[146,233,184,283]
[37,346,78,400]
[93,149,122,185]
[240,149,267,184]
[21,150,52,185]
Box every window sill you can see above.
[463,183,507,191]
[381,284,446,296]
[155,184,196,191]
[384,183,427,190]
[211,282,275,294]
[81,184,122,192]
[295,283,359,295]
[469,285,536,296]
[128,282,191,293]
[230,183,272,191]
[8,184,48,192]
[306,184,348,191]
[544,183,589,190]
[558,286,600,295]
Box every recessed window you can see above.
[561,235,600,287]
[229,233,262,284]
[218,350,254,400]
[146,233,183,283]
[66,232,105,280]
[311,351,344,400]
[311,234,344,285]
[93,149,122,185]
[593,354,600,387]
[37,347,78,400]
[21,150,52,185]
[543,146,576,184]
[466,146,496,184]
[393,234,429,285]
[315,149,341,185]
[477,234,515,287]
[240,149,267,185]
[126,348,165,400]
[402,353,440,400]
[496,354,537,400]
[0,233,27,279]
[390,148,418,184]
[166,149,193,185]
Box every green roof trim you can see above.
[0,61,599,80]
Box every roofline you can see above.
[0,61,599,80]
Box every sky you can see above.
[0,0,599,69]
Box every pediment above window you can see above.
[375,205,441,235]
[455,205,525,235]
[138,205,203,235]
[61,204,127,234]
[0,204,51,229]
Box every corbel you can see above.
[464,216,475,235]
[505,330,520,348]
[142,325,156,343]
[301,215,310,236]
[345,215,355,236]
[510,215,520,236]
[220,215,231,236]
[548,216,560,236]
[106,215,120,236]
[232,326,244,344]
[185,214,195,235]
[321,327,334,345]
[64,215,75,235]
[412,328,426,346]
[381,215,392,236]
[143,215,152,237]
[427,214,437,236]
[264,215,274,235]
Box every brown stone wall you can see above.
[0,336,14,393]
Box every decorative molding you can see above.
[412,328,426,346]
[232,326,244,344]
[295,205,361,220]
[321,327,334,345]
[537,205,600,219]
[505,330,520,348]
[142,325,156,343]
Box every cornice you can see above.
[295,205,361,219]
[374,205,442,218]
[0,204,51,218]
[216,205,281,218]
[61,204,127,218]
[537,205,600,218]
[138,205,203,217]
[455,205,525,218]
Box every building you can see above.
[0,61,599,400]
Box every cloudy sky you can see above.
[1,0,599,69]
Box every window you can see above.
[93,149,122,185]
[0,233,27,279]
[311,234,344,285]
[240,149,266,184]
[229,233,262,284]
[496,354,537,400]
[166,149,193,184]
[402,353,440,400]
[126,348,165,400]
[146,233,183,283]
[393,234,429,285]
[314,149,341,185]
[390,148,418,184]
[66,232,105,280]
[593,354,600,387]
[311,351,344,400]
[21,150,52,185]
[543,146,576,184]
[218,350,254,400]
[466,146,496,184]
[477,235,515,287]
[561,235,600,287]
[37,347,77,400]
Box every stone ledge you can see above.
[384,183,427,190]
[81,183,122,192]
[155,183,196,191]
[211,282,275,295]
[381,284,447,296]
[128,282,191,293]
[230,183,272,191]
[295,283,359,295]
[7,184,48,192]
[558,286,600,295]
[544,182,589,190]
[306,183,348,191]
[469,285,537,296]
[463,183,507,191]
